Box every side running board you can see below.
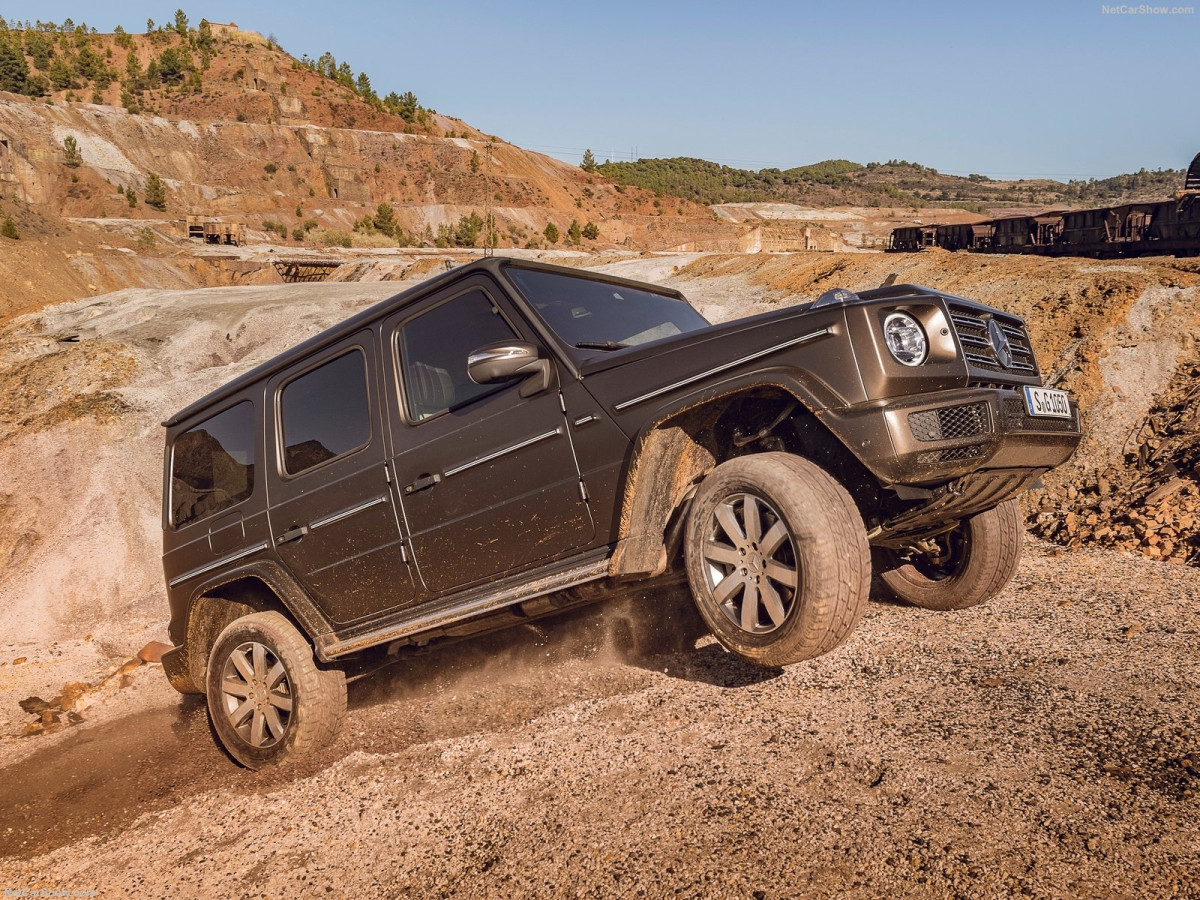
[316,549,612,661]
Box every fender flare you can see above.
[609,368,837,578]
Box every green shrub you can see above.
[0,217,19,240]
[318,229,353,248]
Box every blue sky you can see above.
[14,1,1198,180]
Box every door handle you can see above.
[404,473,442,494]
[277,525,309,545]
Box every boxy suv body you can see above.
[161,259,1080,766]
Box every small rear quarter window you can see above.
[279,349,371,475]
[171,401,256,528]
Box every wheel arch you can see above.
[609,373,867,578]
[175,562,335,692]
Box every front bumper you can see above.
[824,386,1082,487]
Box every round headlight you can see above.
[883,312,927,366]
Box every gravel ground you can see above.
[1,539,1196,899]
[2,254,1199,897]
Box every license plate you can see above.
[1023,386,1071,419]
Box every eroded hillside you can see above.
[0,17,776,299]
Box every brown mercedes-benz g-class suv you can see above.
[161,259,1080,767]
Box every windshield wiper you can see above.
[574,340,629,351]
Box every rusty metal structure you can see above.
[186,216,246,246]
[936,222,994,252]
[887,225,938,252]
[271,258,343,282]
[889,153,1200,259]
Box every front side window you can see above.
[398,289,520,421]
[505,267,709,350]
[280,349,371,475]
[172,401,256,527]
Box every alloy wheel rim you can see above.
[702,492,799,634]
[219,640,294,749]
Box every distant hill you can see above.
[596,156,1188,212]
[0,13,754,254]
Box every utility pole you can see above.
[483,137,495,257]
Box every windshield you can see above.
[506,267,709,350]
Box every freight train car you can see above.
[935,222,994,251]
[888,225,939,252]
[889,153,1200,259]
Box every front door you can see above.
[383,278,594,594]
[266,333,416,626]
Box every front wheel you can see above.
[684,453,871,667]
[878,499,1023,611]
[206,611,347,768]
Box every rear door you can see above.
[382,277,594,594]
[266,332,417,626]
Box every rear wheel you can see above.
[684,453,870,667]
[206,611,346,768]
[878,499,1023,611]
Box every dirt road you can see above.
[1,541,1196,898]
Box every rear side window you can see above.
[280,349,371,475]
[398,290,520,421]
[171,401,256,528]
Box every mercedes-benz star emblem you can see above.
[987,318,1013,368]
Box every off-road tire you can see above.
[684,453,870,667]
[878,499,1023,611]
[206,611,346,768]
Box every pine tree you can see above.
[580,149,597,172]
[568,220,582,245]
[144,172,166,210]
[49,55,74,91]
[544,222,560,244]
[582,221,600,240]
[62,135,82,167]
[373,202,396,236]
[0,217,19,240]
[0,38,29,94]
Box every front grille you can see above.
[917,444,987,465]
[948,304,1038,376]
[908,402,989,442]
[1003,398,1080,433]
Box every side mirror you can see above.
[467,341,557,397]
